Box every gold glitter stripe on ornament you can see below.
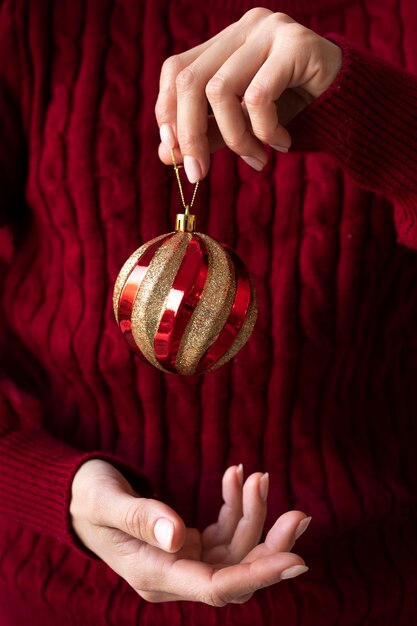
[206,275,258,373]
[175,233,236,376]
[131,232,191,372]
[112,233,170,322]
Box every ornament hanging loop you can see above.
[171,149,198,233]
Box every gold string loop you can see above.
[171,149,199,211]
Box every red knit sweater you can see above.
[1,0,417,624]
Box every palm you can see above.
[97,468,308,605]
[106,466,266,568]
[72,461,309,605]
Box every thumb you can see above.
[115,494,186,553]
[96,480,186,553]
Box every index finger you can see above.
[155,20,238,143]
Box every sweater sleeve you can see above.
[0,383,154,558]
[0,5,153,558]
[287,33,417,251]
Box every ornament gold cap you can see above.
[175,205,196,232]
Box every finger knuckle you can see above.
[176,67,197,93]
[241,7,272,25]
[244,83,268,107]
[161,54,182,81]
[254,573,271,590]
[124,500,150,539]
[204,589,228,607]
[293,24,320,55]
[254,126,275,144]
[275,22,310,50]
[178,131,199,154]
[224,129,247,153]
[205,74,228,102]
[154,96,168,125]
[286,22,310,43]
[269,11,294,25]
[233,592,254,604]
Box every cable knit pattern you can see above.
[1,0,417,624]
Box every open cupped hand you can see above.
[70,460,311,605]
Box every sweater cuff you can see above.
[0,429,154,559]
[287,33,417,198]
[287,33,355,154]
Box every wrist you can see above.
[316,38,343,98]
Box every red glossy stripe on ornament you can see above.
[115,231,257,375]
[195,244,251,374]
[117,233,176,364]
[154,234,209,373]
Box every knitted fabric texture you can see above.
[1,0,417,624]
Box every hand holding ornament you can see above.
[114,9,342,372]
[155,7,343,181]
[114,9,342,370]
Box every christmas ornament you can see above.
[113,151,257,375]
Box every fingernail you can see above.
[241,155,264,171]
[259,472,269,501]
[280,565,309,580]
[159,123,176,149]
[270,145,289,153]
[295,516,312,540]
[183,155,201,183]
[236,464,244,487]
[154,518,174,550]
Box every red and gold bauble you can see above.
[113,157,257,375]
[113,208,257,375]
